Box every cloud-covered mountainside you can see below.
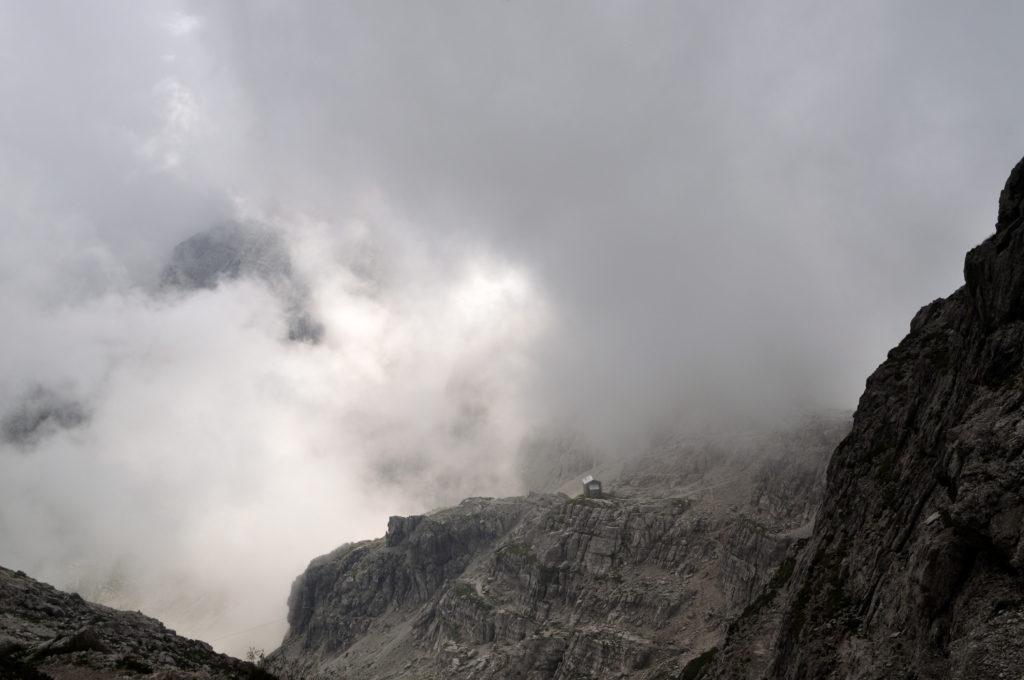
[0,217,545,656]
[703,159,1024,679]
[161,222,324,343]
[6,0,1024,669]
[260,157,1024,680]
[6,141,1024,680]
[2,221,315,452]
[1,387,87,448]
[267,414,849,679]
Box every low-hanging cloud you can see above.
[4,0,1024,656]
[0,212,545,652]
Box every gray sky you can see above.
[2,0,1023,654]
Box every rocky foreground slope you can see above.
[267,416,848,679]
[705,160,1024,679]
[0,565,273,679]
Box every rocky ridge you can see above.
[267,416,848,679]
[0,565,273,679]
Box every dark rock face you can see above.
[161,223,293,292]
[1,387,86,447]
[268,417,849,680]
[0,565,273,679]
[161,222,324,343]
[708,159,1024,679]
[997,156,1024,232]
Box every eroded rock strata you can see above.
[268,417,848,680]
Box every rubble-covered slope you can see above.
[0,565,272,679]
[268,417,848,680]
[708,158,1024,680]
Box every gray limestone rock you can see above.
[707,157,1024,680]
[267,417,849,680]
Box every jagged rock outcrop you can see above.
[161,222,324,343]
[268,417,849,680]
[0,565,273,679]
[707,159,1024,679]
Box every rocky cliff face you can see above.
[707,159,1024,680]
[268,417,848,680]
[0,565,272,679]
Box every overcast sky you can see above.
[3,0,1024,654]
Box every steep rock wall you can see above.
[710,158,1024,680]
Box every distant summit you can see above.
[0,386,86,447]
[161,222,324,344]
